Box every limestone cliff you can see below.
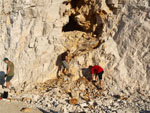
[0,0,150,94]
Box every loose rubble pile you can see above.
[9,75,150,113]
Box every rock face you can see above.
[0,0,66,85]
[0,0,150,94]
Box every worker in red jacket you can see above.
[89,65,104,89]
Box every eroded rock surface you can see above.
[0,1,150,112]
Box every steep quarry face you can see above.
[0,0,150,93]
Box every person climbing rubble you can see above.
[3,58,14,89]
[59,50,71,76]
[89,65,104,90]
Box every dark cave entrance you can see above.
[62,0,104,40]
[62,0,105,51]
[70,0,78,8]
[62,15,84,32]
[62,0,87,32]
[71,0,85,9]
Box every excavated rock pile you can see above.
[9,75,150,113]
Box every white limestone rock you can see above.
[0,0,149,107]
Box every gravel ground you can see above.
[0,100,45,113]
[6,76,150,113]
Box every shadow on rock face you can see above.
[56,54,63,78]
[0,71,5,87]
[38,108,51,113]
[82,68,92,81]
[139,111,150,113]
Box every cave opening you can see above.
[62,0,104,40]
[70,0,85,9]
[62,15,84,32]
[70,0,78,8]
[62,0,87,32]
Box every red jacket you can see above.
[91,65,104,74]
